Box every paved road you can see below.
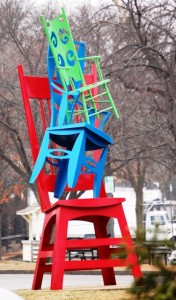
[0,274,134,291]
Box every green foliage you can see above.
[130,263,176,300]
[129,229,176,300]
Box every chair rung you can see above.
[88,107,113,117]
[84,92,107,102]
[79,79,110,93]
[68,109,84,114]
[64,257,134,270]
[66,237,123,249]
[94,100,110,103]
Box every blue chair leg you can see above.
[30,131,50,183]
[93,146,108,198]
[54,159,69,198]
[67,131,86,188]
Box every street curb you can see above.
[0,270,168,275]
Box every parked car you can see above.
[168,250,176,265]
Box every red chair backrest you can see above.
[17,65,106,212]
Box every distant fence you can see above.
[2,234,28,240]
[2,234,28,247]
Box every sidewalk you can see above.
[0,260,162,274]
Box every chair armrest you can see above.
[78,56,105,82]
[78,56,101,61]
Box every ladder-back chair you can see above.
[40,7,119,124]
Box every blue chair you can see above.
[29,57,113,198]
[29,78,113,198]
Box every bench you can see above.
[143,242,172,265]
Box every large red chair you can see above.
[17,64,143,290]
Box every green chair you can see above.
[40,7,119,125]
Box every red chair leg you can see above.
[32,212,56,289]
[93,216,116,286]
[50,208,68,290]
[116,205,143,280]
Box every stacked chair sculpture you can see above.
[29,7,120,199]
[18,7,142,290]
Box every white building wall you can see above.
[27,186,162,239]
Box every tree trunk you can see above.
[126,161,146,238]
[135,188,144,231]
[0,206,2,260]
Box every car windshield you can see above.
[151,215,166,225]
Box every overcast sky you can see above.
[35,0,112,12]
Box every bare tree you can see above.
[110,0,176,169]
[0,0,48,199]
[117,0,176,225]
[75,1,176,228]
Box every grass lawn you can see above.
[16,288,134,300]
